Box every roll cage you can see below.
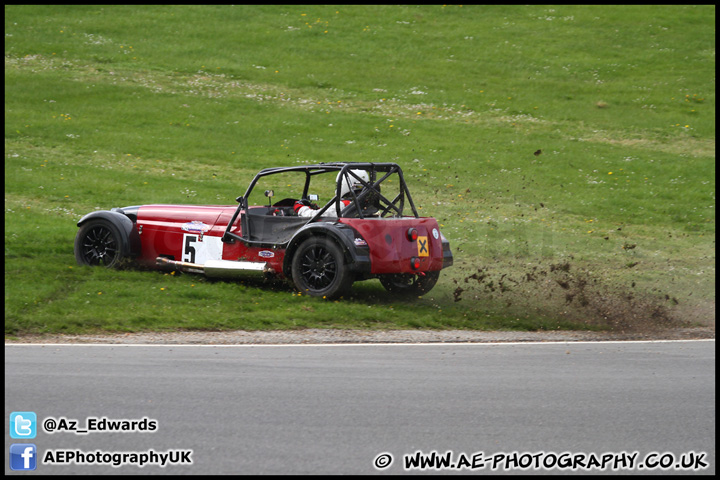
[221,162,419,245]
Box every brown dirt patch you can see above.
[452,260,714,335]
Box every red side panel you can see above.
[134,204,286,275]
[135,205,232,264]
[339,217,445,274]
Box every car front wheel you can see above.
[291,237,353,299]
[74,220,126,268]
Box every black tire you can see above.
[291,237,353,299]
[379,270,440,296]
[74,220,126,268]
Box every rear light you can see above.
[407,228,418,241]
[410,257,421,270]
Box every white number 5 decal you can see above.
[182,234,223,264]
[183,235,198,263]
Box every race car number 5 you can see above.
[183,235,198,263]
[182,234,223,264]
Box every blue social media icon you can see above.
[10,444,37,471]
[10,412,37,439]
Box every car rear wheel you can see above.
[379,271,440,296]
[291,237,353,299]
[74,220,125,268]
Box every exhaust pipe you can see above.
[156,257,273,279]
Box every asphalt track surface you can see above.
[5,339,715,475]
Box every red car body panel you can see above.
[134,204,288,272]
[133,204,230,264]
[133,204,444,277]
[338,217,444,274]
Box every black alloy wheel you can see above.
[291,237,353,299]
[74,220,124,267]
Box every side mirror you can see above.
[264,190,274,207]
[235,196,244,203]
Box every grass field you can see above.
[5,5,715,337]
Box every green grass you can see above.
[5,5,715,337]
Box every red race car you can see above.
[74,162,453,298]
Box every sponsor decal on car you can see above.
[181,221,211,234]
[258,250,275,258]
